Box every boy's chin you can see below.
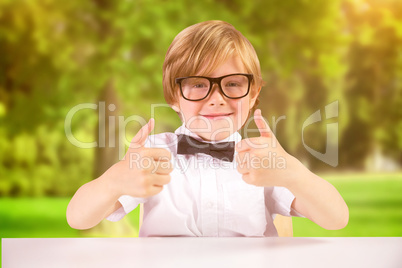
[186,118,240,141]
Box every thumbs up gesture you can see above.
[110,118,173,198]
[235,109,301,187]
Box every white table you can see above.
[2,237,401,268]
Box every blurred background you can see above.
[1,0,401,245]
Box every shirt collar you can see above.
[174,123,242,144]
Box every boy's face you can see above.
[173,56,259,141]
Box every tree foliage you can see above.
[0,0,401,197]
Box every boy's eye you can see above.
[193,83,208,88]
[225,80,245,87]
[182,78,209,89]
[226,82,241,87]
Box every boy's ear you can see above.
[170,103,180,113]
[250,87,262,107]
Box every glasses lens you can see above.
[181,77,211,100]
[221,74,249,98]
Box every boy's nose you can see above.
[207,84,226,105]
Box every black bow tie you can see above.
[177,134,235,162]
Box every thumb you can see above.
[129,118,155,150]
[254,109,271,138]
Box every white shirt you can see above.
[107,123,303,237]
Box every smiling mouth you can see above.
[201,113,233,119]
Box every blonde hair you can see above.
[163,20,264,109]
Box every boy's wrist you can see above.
[280,156,309,190]
[99,163,123,200]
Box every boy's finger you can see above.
[129,118,155,150]
[235,139,251,152]
[235,137,270,152]
[153,163,174,175]
[149,174,171,186]
[235,151,250,167]
[141,148,172,161]
[254,109,271,138]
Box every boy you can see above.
[67,20,348,237]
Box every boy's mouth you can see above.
[201,113,233,120]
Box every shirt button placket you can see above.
[200,155,218,236]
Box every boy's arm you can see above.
[66,118,172,230]
[66,170,121,229]
[236,109,349,230]
[284,159,349,230]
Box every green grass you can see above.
[0,198,140,263]
[0,198,78,238]
[0,198,140,238]
[1,172,401,240]
[293,172,402,237]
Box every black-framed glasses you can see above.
[175,73,253,101]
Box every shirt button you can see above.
[207,202,213,208]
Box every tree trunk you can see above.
[83,79,138,237]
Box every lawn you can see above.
[1,172,401,241]
[293,172,402,237]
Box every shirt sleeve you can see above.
[106,195,147,222]
[264,187,304,218]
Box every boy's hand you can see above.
[109,118,173,198]
[235,109,301,188]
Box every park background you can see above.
[1,0,401,250]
